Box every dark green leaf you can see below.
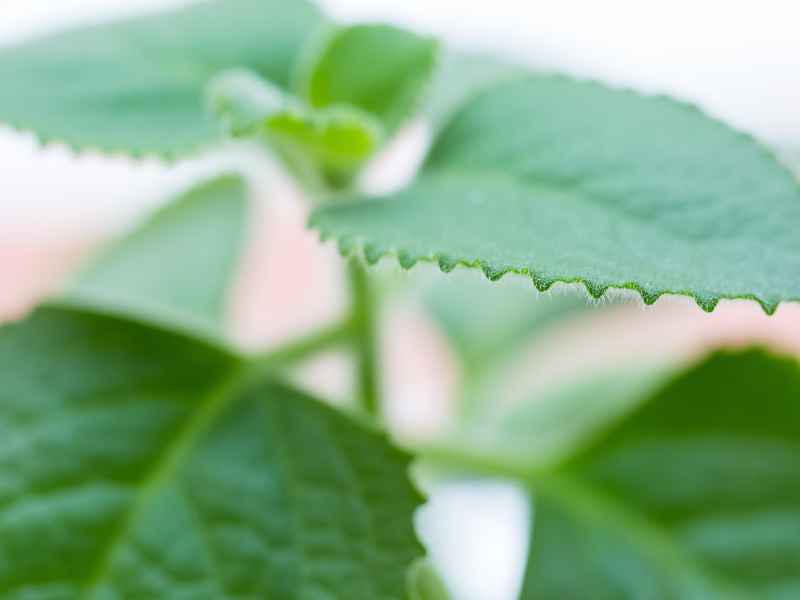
[0,0,323,156]
[520,349,800,598]
[311,76,800,314]
[298,24,439,132]
[0,306,423,598]
[65,174,247,338]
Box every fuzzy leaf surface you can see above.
[0,0,322,156]
[66,174,246,336]
[311,76,800,313]
[518,350,800,599]
[0,306,423,599]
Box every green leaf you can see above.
[519,349,800,599]
[298,24,439,132]
[0,305,423,598]
[421,50,524,131]
[311,76,800,314]
[0,0,323,156]
[207,69,288,136]
[64,174,247,338]
[421,269,587,376]
[407,559,452,600]
[209,69,382,190]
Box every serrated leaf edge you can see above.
[311,224,786,315]
[0,121,215,163]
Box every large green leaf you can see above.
[0,0,323,156]
[0,305,423,599]
[65,174,247,337]
[311,76,800,314]
[517,350,800,598]
[297,24,438,132]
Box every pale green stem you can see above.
[347,258,381,419]
[246,318,352,376]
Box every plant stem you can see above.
[246,318,352,374]
[347,258,381,419]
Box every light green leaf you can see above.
[421,268,587,375]
[298,24,439,131]
[407,559,452,600]
[0,0,323,156]
[519,350,800,599]
[421,50,524,131]
[0,305,423,599]
[207,69,288,136]
[311,76,800,314]
[209,69,382,190]
[64,174,247,338]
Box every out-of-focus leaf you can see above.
[0,305,423,598]
[311,76,800,315]
[518,349,800,598]
[421,268,587,375]
[209,69,382,189]
[422,50,524,131]
[65,174,247,337]
[407,559,452,600]
[298,24,438,132]
[0,0,323,156]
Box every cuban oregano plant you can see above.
[0,1,798,598]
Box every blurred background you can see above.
[1,2,799,598]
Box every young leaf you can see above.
[209,69,382,189]
[298,24,439,132]
[519,350,800,598]
[311,76,800,314]
[207,69,288,136]
[64,174,247,337]
[407,559,452,600]
[0,0,323,156]
[0,305,423,598]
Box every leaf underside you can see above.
[519,350,800,599]
[311,76,800,314]
[0,306,423,599]
[0,0,323,157]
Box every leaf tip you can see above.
[695,294,720,313]
[481,263,507,282]
[363,244,385,265]
[640,289,662,306]
[531,274,555,292]
[758,298,780,316]
[583,280,608,300]
[398,251,418,270]
[437,255,457,273]
[337,236,356,257]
